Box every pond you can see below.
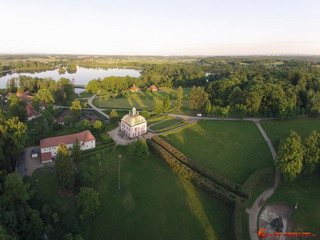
[0,67,141,93]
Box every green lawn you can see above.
[265,174,320,235]
[161,120,274,184]
[260,117,320,235]
[93,88,190,110]
[260,117,320,146]
[31,146,233,240]
[149,118,182,131]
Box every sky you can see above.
[1,0,320,55]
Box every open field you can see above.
[93,88,191,111]
[161,120,274,184]
[265,174,320,235]
[261,117,320,146]
[31,146,233,240]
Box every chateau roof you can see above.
[121,107,146,127]
[40,130,95,149]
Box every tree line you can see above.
[277,130,320,182]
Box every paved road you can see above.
[87,95,110,119]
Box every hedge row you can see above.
[151,136,248,199]
[149,140,246,206]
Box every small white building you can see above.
[120,107,147,138]
[40,130,95,163]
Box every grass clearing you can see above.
[260,117,320,146]
[265,174,320,235]
[93,88,190,110]
[161,120,274,184]
[31,145,233,240]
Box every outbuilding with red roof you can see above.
[40,130,96,163]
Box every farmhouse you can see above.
[40,130,95,163]
[120,107,147,138]
[149,85,158,91]
[129,84,140,92]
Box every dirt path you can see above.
[246,121,280,240]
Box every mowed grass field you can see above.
[92,88,191,111]
[261,117,320,145]
[161,120,274,184]
[149,118,182,131]
[31,146,233,240]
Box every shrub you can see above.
[99,133,113,144]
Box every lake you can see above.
[0,67,141,93]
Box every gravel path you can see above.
[87,95,110,119]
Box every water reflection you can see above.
[0,67,141,89]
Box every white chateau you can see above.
[40,130,96,163]
[120,107,147,138]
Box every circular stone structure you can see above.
[258,202,293,240]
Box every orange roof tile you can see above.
[41,152,52,162]
[40,130,95,149]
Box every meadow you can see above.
[31,146,234,240]
[161,120,274,184]
[260,117,320,145]
[92,88,191,111]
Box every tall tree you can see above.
[176,86,183,112]
[162,96,171,112]
[189,86,208,111]
[70,101,82,118]
[55,144,75,189]
[276,131,305,182]
[75,187,100,221]
[128,140,149,163]
[153,97,163,114]
[0,115,27,172]
[71,138,81,163]
[205,101,212,116]
[35,89,55,106]
[303,130,320,174]
[7,95,27,122]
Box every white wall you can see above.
[41,140,96,159]
[120,121,147,138]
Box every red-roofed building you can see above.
[40,130,96,163]
[129,84,140,92]
[149,85,158,92]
